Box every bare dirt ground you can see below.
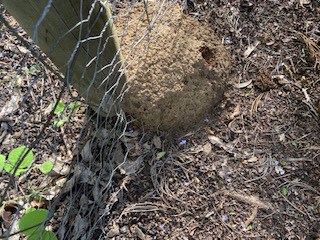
[1,0,320,240]
[106,1,320,239]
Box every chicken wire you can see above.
[0,0,181,239]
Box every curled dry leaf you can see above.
[56,177,67,187]
[243,156,258,164]
[208,135,235,154]
[0,89,20,117]
[106,223,120,238]
[113,142,125,165]
[234,79,252,89]
[49,160,71,176]
[0,203,18,229]
[81,140,94,162]
[74,214,87,240]
[65,177,76,192]
[17,45,28,54]
[152,135,162,149]
[229,103,241,119]
[43,185,61,200]
[272,74,289,85]
[279,133,286,142]
[93,182,103,206]
[243,41,260,58]
[266,40,275,46]
[202,142,212,156]
[119,156,144,175]
[208,135,224,146]
[228,119,243,134]
[124,130,140,138]
[132,225,148,240]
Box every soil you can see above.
[106,1,320,239]
[1,0,320,240]
[117,3,230,132]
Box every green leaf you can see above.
[53,102,66,115]
[4,163,28,175]
[291,141,298,147]
[33,64,41,71]
[281,186,288,196]
[22,67,30,73]
[68,102,81,111]
[25,208,37,215]
[39,161,53,174]
[19,209,47,237]
[247,225,253,230]
[229,211,236,215]
[8,146,34,169]
[29,66,37,74]
[42,230,58,240]
[156,151,166,159]
[0,154,5,171]
[28,230,58,240]
[54,115,68,127]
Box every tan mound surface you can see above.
[116,3,230,132]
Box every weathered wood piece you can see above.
[2,0,126,115]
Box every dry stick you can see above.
[280,194,307,216]
[244,206,258,228]
[220,190,273,211]
[0,84,67,204]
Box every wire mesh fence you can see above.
[0,1,181,239]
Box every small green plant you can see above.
[0,154,5,171]
[281,186,288,196]
[156,151,166,159]
[53,101,81,127]
[0,146,53,176]
[22,65,41,75]
[39,161,53,175]
[19,208,58,240]
[0,146,34,175]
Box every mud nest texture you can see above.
[116,3,231,132]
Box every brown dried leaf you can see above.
[152,136,162,149]
[119,156,144,175]
[279,133,286,142]
[17,45,28,54]
[107,223,120,238]
[0,89,20,117]
[208,135,235,154]
[81,140,94,161]
[74,214,87,240]
[243,41,260,58]
[1,203,18,229]
[234,79,252,89]
[43,185,61,200]
[243,156,258,164]
[229,103,241,119]
[266,40,275,46]
[49,160,70,176]
[113,142,125,165]
[202,142,212,156]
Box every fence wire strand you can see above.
[0,0,180,239]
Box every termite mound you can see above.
[115,2,230,132]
